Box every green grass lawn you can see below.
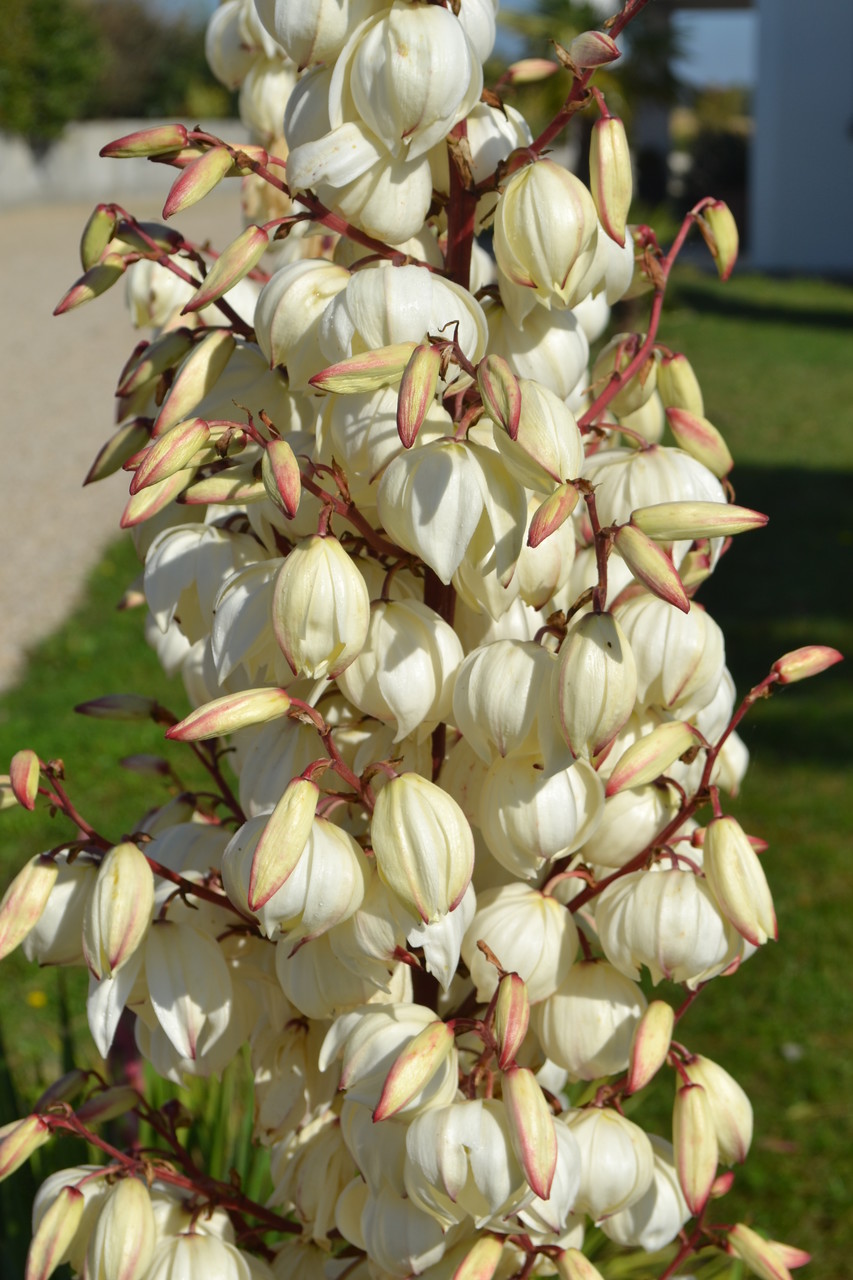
[0,268,851,1274]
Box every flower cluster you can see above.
[0,1,840,1278]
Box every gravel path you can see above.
[0,195,243,691]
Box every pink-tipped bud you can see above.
[477,355,522,441]
[613,524,689,611]
[373,1020,455,1121]
[501,1066,557,1200]
[309,342,418,394]
[605,720,698,796]
[683,1053,753,1164]
[166,687,292,742]
[248,778,318,910]
[82,843,154,980]
[397,344,441,448]
[568,31,621,68]
[657,352,705,418]
[153,329,235,436]
[704,816,777,948]
[493,973,530,1069]
[697,200,739,281]
[590,116,632,246]
[711,1169,735,1197]
[180,464,265,505]
[129,418,211,494]
[556,1248,607,1280]
[75,1086,139,1126]
[673,1081,718,1215]
[504,58,560,85]
[117,329,196,398]
[453,1236,505,1280]
[728,1223,807,1280]
[34,1070,88,1112]
[527,482,580,548]
[772,645,843,684]
[100,124,188,159]
[53,255,126,315]
[85,419,152,486]
[10,749,40,810]
[162,145,233,218]
[86,1177,156,1280]
[182,224,269,313]
[79,204,118,270]
[74,694,162,721]
[665,406,733,477]
[262,439,302,519]
[631,501,767,541]
[0,1115,50,1181]
[25,1185,85,1280]
[626,999,674,1094]
[120,469,195,527]
[0,855,58,962]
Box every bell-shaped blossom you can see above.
[144,1233,264,1280]
[487,296,590,401]
[359,1185,450,1278]
[452,639,554,763]
[565,1107,655,1221]
[276,932,412,1019]
[555,612,638,760]
[144,920,233,1062]
[254,259,351,389]
[256,0,382,68]
[618,595,726,715]
[144,523,264,644]
[515,1120,583,1238]
[252,1016,338,1146]
[269,1114,357,1244]
[32,1167,112,1274]
[21,851,97,967]
[86,1177,156,1280]
[205,0,266,90]
[406,884,476,991]
[272,535,370,679]
[462,883,578,1003]
[704,815,777,947]
[340,1099,410,1195]
[599,1136,690,1251]
[239,57,298,142]
[489,379,584,492]
[534,961,647,1081]
[405,1099,533,1228]
[595,868,741,989]
[580,783,681,870]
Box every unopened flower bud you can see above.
[86,1177,156,1280]
[100,124,188,159]
[612,525,689,612]
[75,1086,139,1126]
[82,843,154,980]
[374,1020,455,1122]
[397,344,441,449]
[34,1070,88,1112]
[535,960,646,1081]
[452,1235,505,1280]
[592,333,658,417]
[505,57,560,84]
[129,418,210,494]
[665,406,733,476]
[54,255,127,315]
[772,645,843,684]
[626,999,674,1094]
[0,1115,50,1181]
[728,1223,809,1280]
[309,343,418,395]
[683,1054,753,1164]
[590,116,632,246]
[704,815,777,947]
[568,30,620,68]
[697,200,739,280]
[477,355,522,441]
[605,720,699,796]
[556,612,638,759]
[657,352,705,417]
[118,329,196,398]
[494,974,530,1069]
[0,855,58,961]
[673,1081,718,1215]
[153,328,235,436]
[501,1066,557,1199]
[10,749,40,810]
[248,778,319,911]
[162,145,233,219]
[370,773,474,923]
[272,536,370,679]
[527,482,580,548]
[566,1106,654,1219]
[182,224,268,314]
[167,687,292,742]
[79,204,118,270]
[631,501,767,541]
[262,438,302,519]
[74,693,163,721]
[556,1249,607,1280]
[26,1185,85,1280]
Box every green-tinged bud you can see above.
[452,1235,504,1280]
[556,612,638,759]
[568,31,620,68]
[74,694,163,721]
[153,329,235,436]
[501,1066,557,1200]
[772,645,843,684]
[0,855,58,961]
[0,1115,50,1181]
[26,1185,85,1280]
[631,501,767,541]
[592,333,657,417]
[697,200,739,280]
[34,1070,88,1112]
[373,1020,455,1121]
[477,355,522,442]
[129,418,211,494]
[556,1247,607,1280]
[309,342,418,394]
[704,816,777,947]
[397,344,441,448]
[612,525,689,612]
[683,1054,753,1164]
[504,58,559,84]
[494,973,530,1070]
[728,1223,806,1280]
[82,843,154,980]
[162,145,233,218]
[665,407,733,477]
[75,1086,139,1125]
[605,720,699,796]
[86,1177,156,1280]
[117,329,196,398]
[247,778,318,910]
[168,688,292,742]
[370,773,475,923]
[54,255,126,315]
[626,999,674,1094]
[673,1081,718,1215]
[10,749,40,810]
[121,470,195,526]
[110,219,183,256]
[262,438,302,518]
[180,463,265,505]
[79,205,118,270]
[182,224,269,314]
[527,482,580,548]
[100,124,188,159]
[657,353,705,417]
[85,419,151,486]
[590,116,632,246]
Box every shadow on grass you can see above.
[671,282,853,332]
[698,465,852,764]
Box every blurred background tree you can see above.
[0,0,105,143]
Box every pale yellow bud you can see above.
[0,855,58,961]
[556,1248,607,1280]
[605,720,699,796]
[590,116,632,246]
[666,406,733,477]
[0,1115,50,1181]
[772,645,843,684]
[673,1081,718,1215]
[626,999,674,1094]
[501,1066,557,1199]
[704,815,777,947]
[697,200,739,280]
[374,1020,455,1122]
[728,1223,809,1280]
[153,329,235,436]
[82,843,154,980]
[494,974,530,1069]
[248,778,319,911]
[683,1054,753,1164]
[26,1185,85,1280]
[631,501,767,541]
[657,352,705,417]
[592,333,658,418]
[86,1177,156,1280]
[166,687,292,742]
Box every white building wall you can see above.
[750,0,853,273]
